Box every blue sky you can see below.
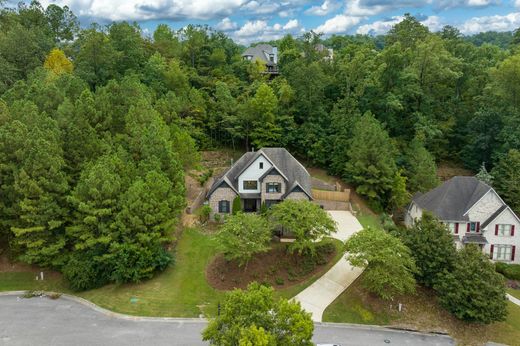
[34,1,520,43]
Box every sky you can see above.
[32,0,520,43]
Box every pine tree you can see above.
[492,149,520,212]
[403,140,439,193]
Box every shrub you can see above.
[197,204,212,223]
[496,262,520,280]
[275,277,284,285]
[198,169,214,186]
[232,196,241,215]
[63,253,109,291]
[435,245,507,324]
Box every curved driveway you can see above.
[293,210,364,322]
[0,294,454,346]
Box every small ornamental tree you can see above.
[345,227,417,300]
[400,213,457,287]
[269,199,336,255]
[202,283,313,346]
[434,245,508,324]
[232,196,242,215]
[216,213,271,269]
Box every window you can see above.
[469,222,477,232]
[495,245,512,261]
[266,182,281,193]
[243,180,258,190]
[447,222,456,233]
[218,200,230,213]
[265,200,280,208]
[259,162,263,169]
[498,224,512,236]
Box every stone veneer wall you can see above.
[208,187,237,220]
[285,192,310,200]
[261,175,285,203]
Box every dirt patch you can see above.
[437,161,473,181]
[206,243,337,291]
[0,252,35,272]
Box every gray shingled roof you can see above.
[207,148,312,199]
[412,176,491,221]
[462,234,488,244]
[242,44,277,66]
[481,205,507,229]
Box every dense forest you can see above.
[1,2,519,289]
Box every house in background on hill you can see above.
[405,176,519,264]
[206,148,312,220]
[242,44,279,75]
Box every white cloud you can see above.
[356,15,443,35]
[235,20,268,37]
[283,19,299,30]
[314,14,361,34]
[215,17,238,31]
[436,0,500,9]
[232,18,303,43]
[459,12,520,34]
[38,0,248,21]
[305,0,342,16]
[516,0,520,7]
[345,0,430,17]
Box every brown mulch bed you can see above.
[206,243,337,290]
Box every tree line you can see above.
[1,2,520,287]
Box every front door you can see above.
[243,199,258,212]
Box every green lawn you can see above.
[356,212,383,231]
[323,276,520,346]
[508,288,520,300]
[0,228,345,318]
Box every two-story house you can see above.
[206,148,312,220]
[242,44,279,75]
[405,176,519,264]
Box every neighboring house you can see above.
[315,43,333,61]
[206,148,312,219]
[242,44,279,75]
[405,176,519,264]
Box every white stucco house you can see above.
[206,148,312,220]
[405,176,519,264]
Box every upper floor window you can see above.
[497,224,513,236]
[468,222,479,233]
[243,180,258,190]
[259,162,263,169]
[266,182,281,193]
[218,200,230,213]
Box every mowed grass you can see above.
[0,229,346,318]
[356,211,383,231]
[324,275,520,346]
[508,288,520,300]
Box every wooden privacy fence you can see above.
[312,188,350,202]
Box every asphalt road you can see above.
[0,295,455,346]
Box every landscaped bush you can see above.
[232,196,241,215]
[496,262,520,280]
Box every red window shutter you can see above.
[467,223,470,233]
[495,224,499,236]
[476,222,480,233]
[512,225,515,237]
[490,245,494,259]
[455,223,459,234]
[512,246,516,262]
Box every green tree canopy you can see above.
[202,283,313,346]
[269,200,336,256]
[345,227,417,300]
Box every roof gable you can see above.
[413,176,491,221]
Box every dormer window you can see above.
[259,162,263,169]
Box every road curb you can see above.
[0,290,453,340]
[315,321,451,337]
[0,290,207,323]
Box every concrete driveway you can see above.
[293,210,364,322]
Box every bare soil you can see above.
[437,161,473,181]
[206,243,337,291]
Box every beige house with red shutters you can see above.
[405,176,519,264]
